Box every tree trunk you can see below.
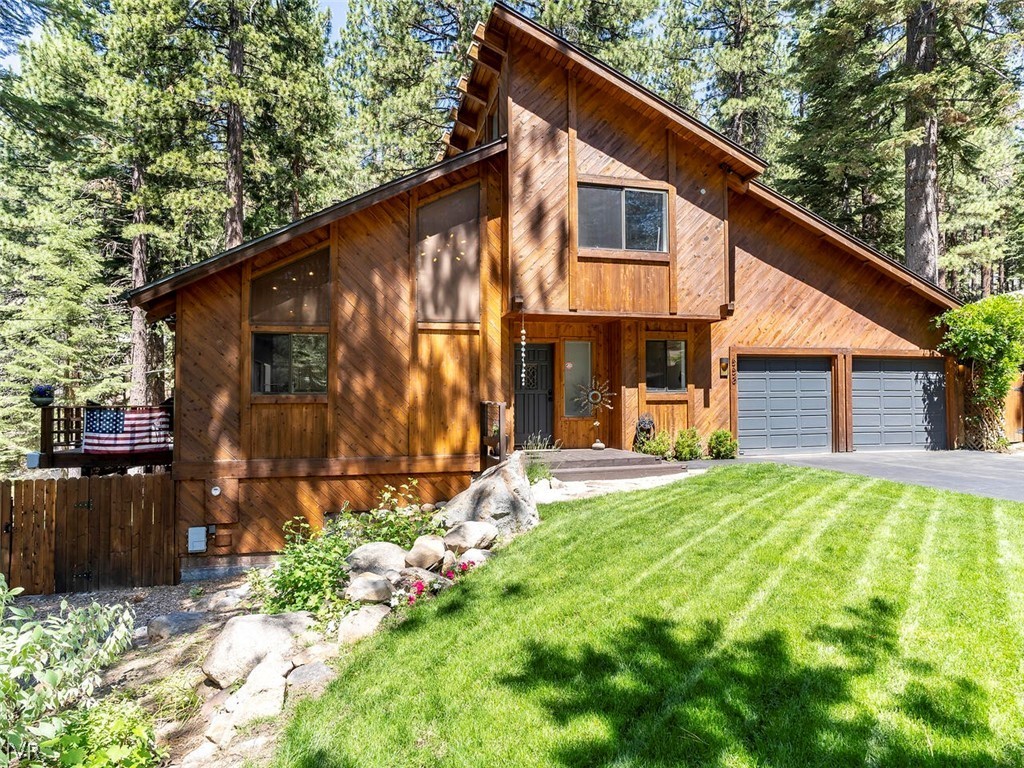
[128,161,150,406]
[904,1,939,284]
[224,0,245,249]
[291,155,301,221]
[981,261,992,298]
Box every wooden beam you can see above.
[567,71,578,311]
[473,21,507,55]
[457,76,488,108]
[468,42,502,78]
[172,454,481,481]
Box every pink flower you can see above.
[444,570,455,579]
[407,594,417,606]
[413,580,426,596]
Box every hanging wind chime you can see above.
[520,311,527,387]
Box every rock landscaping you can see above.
[156,451,538,766]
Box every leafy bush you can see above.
[347,481,441,549]
[637,429,673,458]
[525,457,552,484]
[53,698,164,768]
[255,481,442,621]
[707,429,739,459]
[938,294,1024,449]
[257,517,354,618]
[0,575,134,766]
[674,428,703,461]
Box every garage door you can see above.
[737,357,832,455]
[852,358,946,450]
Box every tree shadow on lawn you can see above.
[499,597,1000,767]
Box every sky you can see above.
[0,0,349,72]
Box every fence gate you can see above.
[0,474,176,595]
[1006,373,1024,445]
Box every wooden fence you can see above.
[0,474,177,595]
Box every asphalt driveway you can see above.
[747,450,1024,503]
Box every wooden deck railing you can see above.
[38,405,173,471]
[480,401,507,469]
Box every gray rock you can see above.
[443,520,499,554]
[181,740,219,766]
[229,654,291,725]
[383,569,403,585]
[420,503,436,514]
[287,661,337,693]
[194,583,251,613]
[405,535,446,569]
[346,542,407,575]
[291,642,339,667]
[202,612,315,689]
[436,452,539,535]
[205,712,236,748]
[337,604,391,645]
[458,548,494,567]
[344,572,394,604]
[441,550,457,573]
[399,567,454,591]
[147,611,212,642]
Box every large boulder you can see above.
[405,535,446,569]
[202,612,315,688]
[346,542,407,575]
[399,567,454,591]
[337,604,391,645]
[443,521,499,554]
[435,452,539,535]
[344,572,394,604]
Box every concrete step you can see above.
[528,448,662,470]
[550,464,689,482]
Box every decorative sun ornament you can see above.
[574,377,615,415]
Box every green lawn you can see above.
[275,464,1024,768]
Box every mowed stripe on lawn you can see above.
[276,464,1024,768]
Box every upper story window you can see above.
[646,339,686,392]
[250,249,330,395]
[416,183,480,323]
[579,184,668,252]
[250,249,330,325]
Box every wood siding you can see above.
[692,192,948,438]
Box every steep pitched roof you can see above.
[446,2,766,179]
[129,139,507,317]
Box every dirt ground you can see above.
[16,575,286,766]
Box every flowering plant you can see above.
[30,384,54,398]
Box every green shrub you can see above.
[673,428,703,461]
[938,294,1024,449]
[54,698,165,768]
[0,575,134,765]
[637,429,673,458]
[255,481,442,621]
[707,429,739,459]
[525,457,552,484]
[346,481,441,549]
[257,517,354,619]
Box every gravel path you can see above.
[15,574,248,628]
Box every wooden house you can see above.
[129,4,961,562]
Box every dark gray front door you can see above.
[514,343,554,447]
[737,356,833,455]
[852,358,946,450]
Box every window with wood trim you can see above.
[252,333,327,394]
[250,249,329,325]
[415,184,480,322]
[578,184,668,252]
[646,339,686,392]
[564,341,592,417]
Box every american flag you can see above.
[83,407,172,454]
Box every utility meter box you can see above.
[187,526,208,553]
